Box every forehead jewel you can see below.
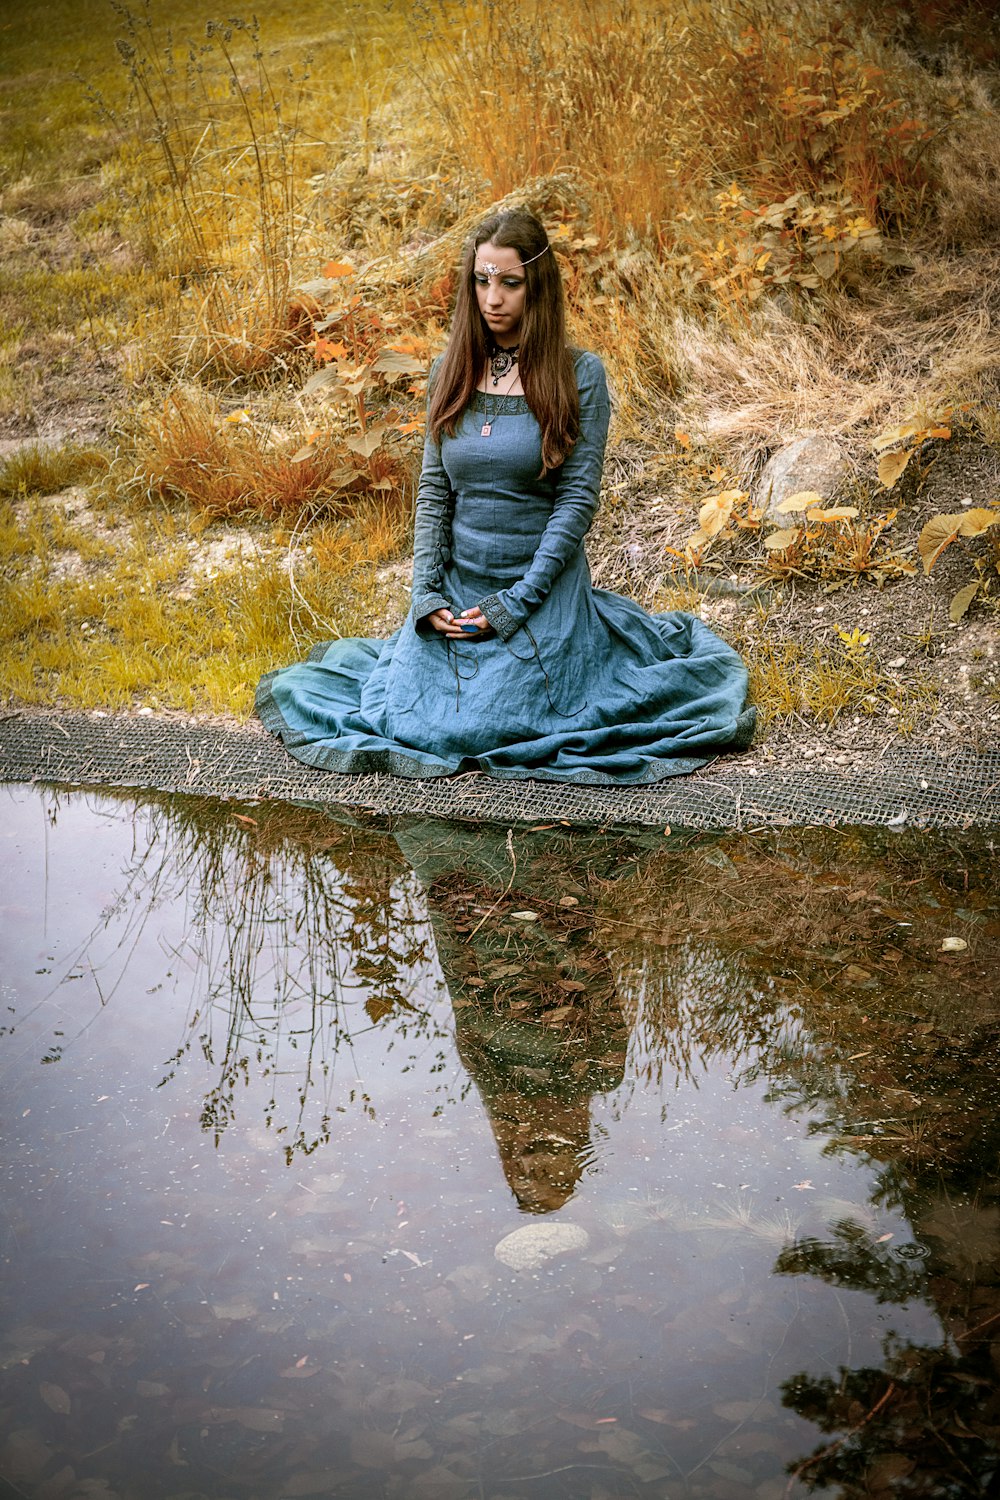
[475,244,550,276]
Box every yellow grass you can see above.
[1,0,998,719]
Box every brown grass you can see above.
[125,388,416,522]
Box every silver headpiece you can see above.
[475,244,550,277]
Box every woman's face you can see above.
[473,241,527,345]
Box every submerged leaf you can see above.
[39,1382,71,1414]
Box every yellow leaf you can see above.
[872,419,920,453]
[878,449,912,489]
[755,251,772,271]
[674,429,691,450]
[958,507,1000,538]
[698,492,736,537]
[776,490,824,513]
[805,505,859,522]
[949,580,980,624]
[683,527,712,558]
[917,513,963,573]
[764,527,800,550]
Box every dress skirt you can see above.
[256,353,755,785]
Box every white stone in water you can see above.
[494,1222,590,1271]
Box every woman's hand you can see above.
[426,608,493,638]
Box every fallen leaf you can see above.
[510,910,539,922]
[775,490,824,513]
[949,580,980,624]
[878,449,912,489]
[806,505,859,522]
[958,506,1000,538]
[940,936,967,953]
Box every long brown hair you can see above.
[428,208,579,472]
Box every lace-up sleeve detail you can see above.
[410,369,454,631]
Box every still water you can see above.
[1,785,998,1499]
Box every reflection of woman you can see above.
[258,207,754,783]
[393,822,632,1214]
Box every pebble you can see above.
[494,1222,590,1271]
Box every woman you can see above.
[257,208,755,783]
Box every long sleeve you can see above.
[477,353,611,642]
[409,372,454,631]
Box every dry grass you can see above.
[0,443,110,498]
[1,0,998,722]
[0,492,405,715]
[743,632,937,732]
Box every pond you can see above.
[1,784,998,1500]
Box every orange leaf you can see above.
[321,260,355,278]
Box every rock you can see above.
[494,1222,590,1271]
[755,436,851,521]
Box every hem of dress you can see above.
[256,682,754,786]
[255,673,462,781]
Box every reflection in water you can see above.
[397,822,634,1214]
[1,785,998,1498]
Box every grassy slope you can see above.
[1,0,998,739]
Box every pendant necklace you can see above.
[488,339,520,387]
[480,363,521,439]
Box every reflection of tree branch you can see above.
[774,1220,929,1304]
[784,1381,897,1498]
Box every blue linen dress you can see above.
[256,352,755,783]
